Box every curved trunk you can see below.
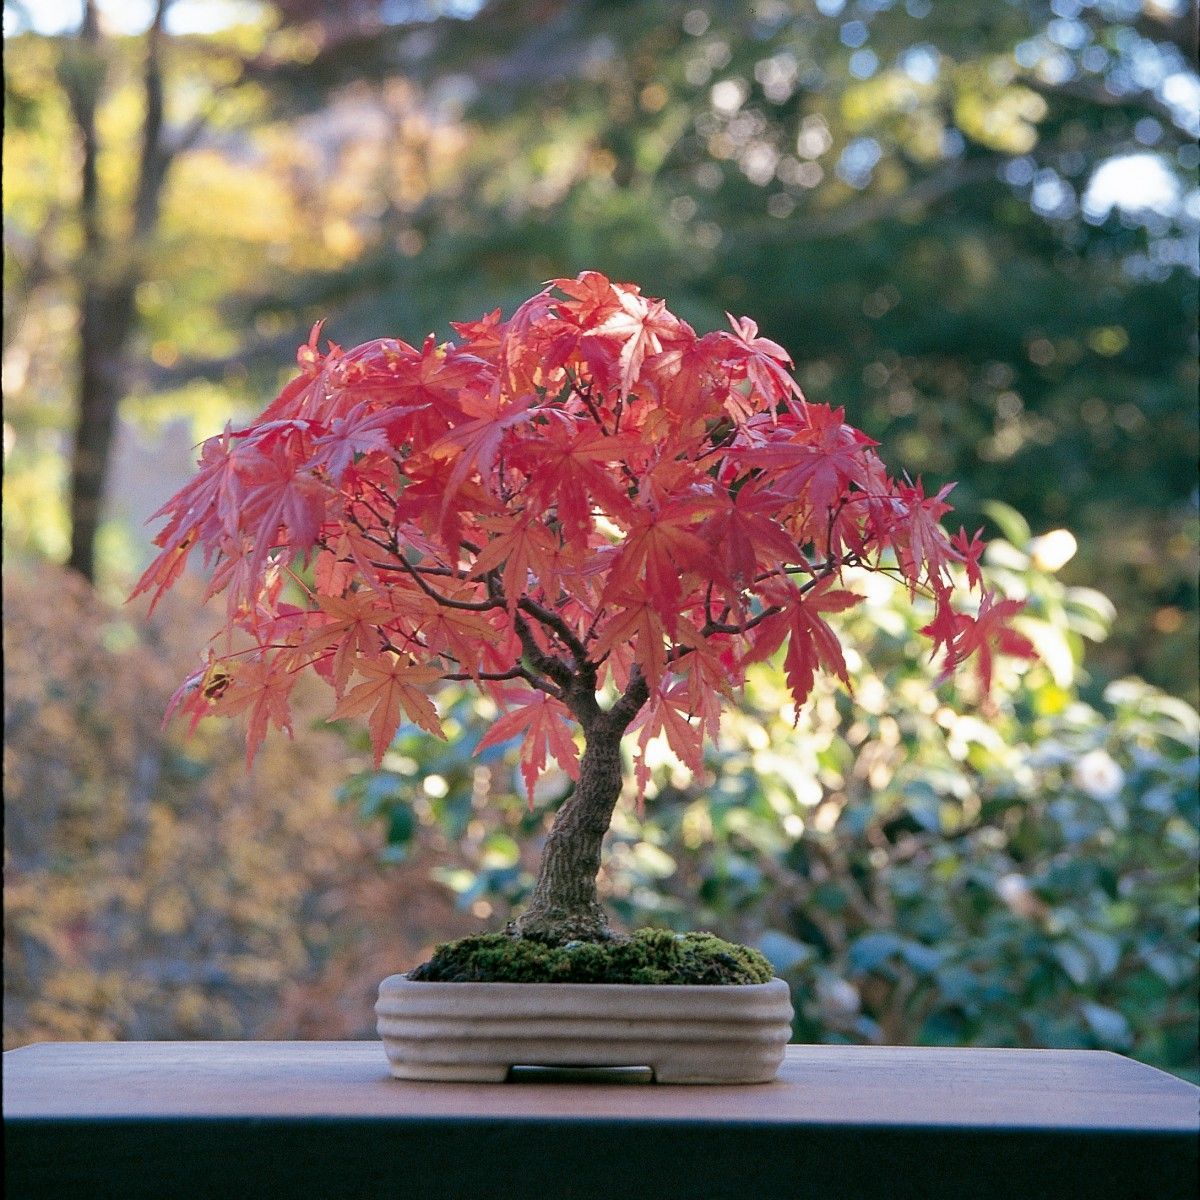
[510,723,624,944]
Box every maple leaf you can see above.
[632,682,705,773]
[728,405,872,516]
[296,591,397,694]
[307,400,422,483]
[475,687,580,803]
[387,336,489,438]
[670,619,735,735]
[947,590,1037,696]
[552,270,623,325]
[409,592,503,677]
[500,288,559,393]
[627,681,705,808]
[426,392,535,509]
[235,436,329,586]
[468,515,558,609]
[163,650,229,735]
[510,273,621,381]
[592,599,670,688]
[644,331,725,423]
[748,578,862,714]
[891,478,958,592]
[450,308,505,362]
[723,313,806,410]
[586,284,680,398]
[131,424,243,611]
[214,654,296,767]
[698,482,801,591]
[329,655,444,765]
[314,532,356,597]
[919,587,967,674]
[518,422,639,539]
[130,535,196,615]
[602,498,718,612]
[952,526,986,590]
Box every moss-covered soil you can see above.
[407,928,773,985]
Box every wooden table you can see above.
[5,1041,1197,1198]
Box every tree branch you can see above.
[606,665,649,732]
[517,596,589,666]
[512,609,575,691]
[441,667,528,683]
[370,551,500,611]
[132,0,170,240]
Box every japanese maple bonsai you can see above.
[136,271,1029,966]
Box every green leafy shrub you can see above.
[348,514,1199,1079]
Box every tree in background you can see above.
[5,0,424,580]
[5,1,1195,698]
[258,0,1200,698]
[56,0,173,581]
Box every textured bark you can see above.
[65,0,171,582]
[510,722,625,944]
[67,284,134,581]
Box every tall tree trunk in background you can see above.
[65,0,170,582]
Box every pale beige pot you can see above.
[376,975,794,1084]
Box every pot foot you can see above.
[386,1061,510,1083]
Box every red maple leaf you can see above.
[329,655,444,765]
[214,653,296,767]
[723,313,806,411]
[518,421,640,539]
[602,497,718,611]
[308,400,422,483]
[235,436,328,582]
[296,591,397,694]
[469,515,559,609]
[698,482,801,591]
[728,405,872,516]
[948,590,1037,696]
[587,284,681,398]
[426,392,535,509]
[475,687,580,802]
[748,577,862,713]
[952,526,986,589]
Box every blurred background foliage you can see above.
[3,0,1197,1076]
[341,513,1200,1081]
[3,561,477,1044]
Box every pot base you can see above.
[376,976,794,1084]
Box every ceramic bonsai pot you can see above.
[376,975,794,1084]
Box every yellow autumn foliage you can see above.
[4,559,472,1047]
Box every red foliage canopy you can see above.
[135,272,1033,795]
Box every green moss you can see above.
[408,928,774,985]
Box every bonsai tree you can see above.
[135,271,1032,948]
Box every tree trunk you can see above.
[510,720,625,944]
[67,284,134,581]
[65,0,171,583]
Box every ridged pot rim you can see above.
[382,975,790,994]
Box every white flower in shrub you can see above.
[996,873,1048,920]
[817,975,861,1017]
[1029,529,1077,572]
[1073,749,1125,801]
